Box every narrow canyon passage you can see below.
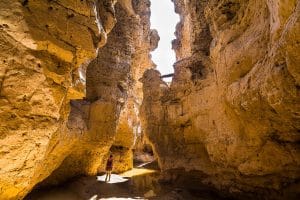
[0,0,299,200]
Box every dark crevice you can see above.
[22,0,29,6]
[188,61,207,81]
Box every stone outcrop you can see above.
[0,0,117,199]
[38,0,157,186]
[141,0,300,198]
[111,0,158,171]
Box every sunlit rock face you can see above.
[0,0,117,199]
[40,0,156,185]
[141,0,300,197]
[111,0,158,172]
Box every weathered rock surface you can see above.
[0,0,117,199]
[141,0,300,198]
[39,0,156,186]
[2,0,299,199]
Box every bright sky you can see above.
[150,0,179,79]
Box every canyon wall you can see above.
[0,0,118,199]
[37,0,157,186]
[1,0,298,199]
[141,0,300,198]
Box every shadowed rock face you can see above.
[0,0,117,199]
[141,0,300,197]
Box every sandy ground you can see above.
[26,168,157,200]
[25,166,230,200]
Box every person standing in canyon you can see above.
[105,154,114,182]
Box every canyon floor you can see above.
[25,162,230,200]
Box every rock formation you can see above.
[34,0,157,187]
[0,0,117,199]
[1,0,299,199]
[141,0,300,198]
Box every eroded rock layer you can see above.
[141,0,300,198]
[39,0,156,186]
[0,0,117,199]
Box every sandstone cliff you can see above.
[38,0,157,186]
[0,0,117,199]
[141,0,300,198]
